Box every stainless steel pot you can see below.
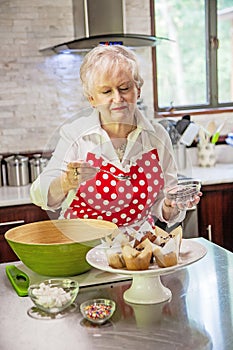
[5,155,29,186]
[29,154,48,182]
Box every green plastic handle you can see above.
[211,132,219,144]
[5,265,30,297]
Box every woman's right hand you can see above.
[48,161,98,208]
[64,161,98,190]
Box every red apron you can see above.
[64,149,164,227]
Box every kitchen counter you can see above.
[182,163,233,185]
[0,163,233,207]
[0,238,232,350]
[0,184,31,207]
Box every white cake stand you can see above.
[86,239,207,304]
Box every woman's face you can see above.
[88,69,140,125]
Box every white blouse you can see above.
[30,108,186,227]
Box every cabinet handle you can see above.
[207,224,212,241]
[0,220,25,227]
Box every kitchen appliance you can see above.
[29,154,48,182]
[5,155,29,187]
[41,0,170,53]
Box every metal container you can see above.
[29,154,48,182]
[173,143,187,171]
[5,155,29,186]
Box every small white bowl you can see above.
[80,298,116,324]
[28,279,79,314]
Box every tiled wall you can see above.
[1,0,232,155]
[0,0,153,154]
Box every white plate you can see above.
[86,239,207,304]
[86,239,207,277]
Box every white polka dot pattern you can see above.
[64,149,164,225]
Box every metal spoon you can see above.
[95,167,131,181]
[62,162,131,181]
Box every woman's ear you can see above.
[88,96,95,107]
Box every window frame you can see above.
[151,0,233,114]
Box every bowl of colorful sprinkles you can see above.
[80,298,116,325]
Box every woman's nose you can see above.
[112,89,123,102]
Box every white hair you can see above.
[80,45,144,98]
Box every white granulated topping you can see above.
[32,283,72,309]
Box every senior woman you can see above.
[30,45,200,230]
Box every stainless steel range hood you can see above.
[41,0,168,54]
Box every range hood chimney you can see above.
[41,0,168,54]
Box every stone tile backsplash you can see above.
[0,0,232,155]
[0,0,154,154]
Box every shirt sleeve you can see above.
[30,121,81,211]
[149,123,186,226]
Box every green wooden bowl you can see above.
[5,219,117,277]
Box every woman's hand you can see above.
[47,161,98,208]
[64,161,98,190]
[163,191,202,212]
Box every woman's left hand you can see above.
[164,191,202,211]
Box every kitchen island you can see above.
[0,238,232,350]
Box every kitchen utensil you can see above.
[207,121,216,137]
[159,119,181,145]
[96,167,131,180]
[28,279,79,314]
[175,118,190,136]
[5,265,30,296]
[4,219,118,277]
[179,123,200,146]
[198,127,209,146]
[211,122,225,144]
[173,143,187,170]
[5,155,29,186]
[63,162,131,180]
[80,298,116,325]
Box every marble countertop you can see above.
[0,163,233,207]
[0,184,31,207]
[182,162,233,185]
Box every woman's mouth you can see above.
[111,105,127,112]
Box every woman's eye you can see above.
[102,90,111,94]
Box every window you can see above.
[153,0,233,111]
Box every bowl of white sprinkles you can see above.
[28,279,79,314]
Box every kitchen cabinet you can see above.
[197,182,233,252]
[0,204,59,263]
